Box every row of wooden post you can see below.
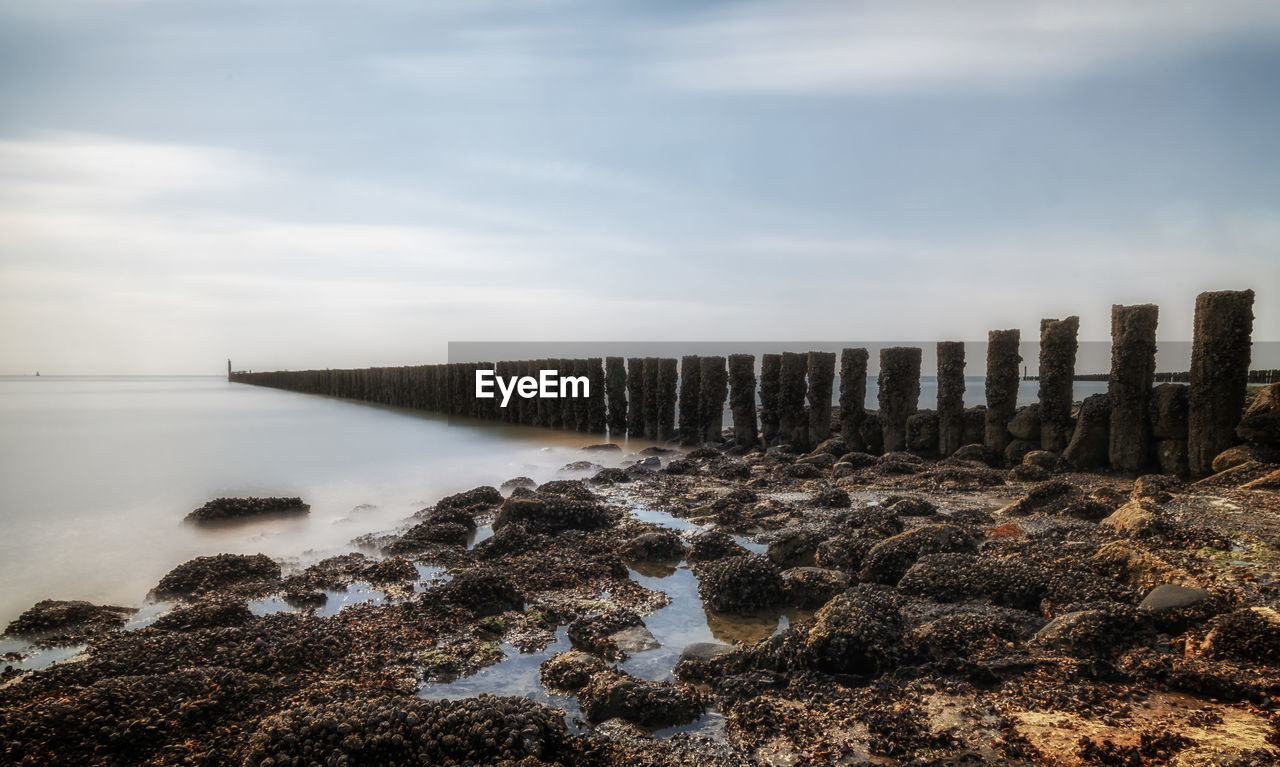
[231,289,1256,476]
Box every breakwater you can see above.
[231,290,1272,478]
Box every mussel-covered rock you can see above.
[435,485,504,511]
[540,650,607,690]
[242,694,569,767]
[696,554,786,613]
[3,599,135,641]
[184,496,309,523]
[859,524,978,585]
[151,597,252,632]
[782,567,850,608]
[802,585,904,674]
[568,609,657,661]
[578,669,706,727]
[1199,607,1280,665]
[897,552,1045,610]
[620,530,685,562]
[686,530,749,563]
[426,570,523,616]
[492,493,613,534]
[1030,602,1152,657]
[151,553,281,600]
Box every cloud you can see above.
[650,0,1280,94]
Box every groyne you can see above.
[231,290,1272,478]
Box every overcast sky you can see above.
[1,0,1278,374]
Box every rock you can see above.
[678,641,733,663]
[1003,439,1039,467]
[1237,383,1280,445]
[859,524,978,584]
[608,624,661,658]
[810,436,848,457]
[809,487,851,508]
[1007,404,1042,441]
[558,460,603,475]
[151,598,252,632]
[1022,450,1059,471]
[1139,584,1212,613]
[492,494,613,534]
[782,567,850,608]
[835,452,878,469]
[905,604,1043,661]
[696,554,786,613]
[151,553,281,600]
[1200,607,1280,664]
[951,443,998,466]
[767,528,824,568]
[686,531,749,562]
[803,585,904,674]
[1063,393,1112,471]
[1241,468,1280,491]
[1100,499,1164,538]
[898,553,1045,610]
[540,650,607,690]
[1212,444,1280,473]
[997,480,1083,516]
[783,462,824,479]
[3,599,136,640]
[578,669,705,727]
[1131,473,1182,502]
[1092,541,1191,592]
[1191,460,1276,490]
[831,462,856,479]
[1149,383,1189,440]
[428,570,523,616]
[796,452,836,469]
[1008,463,1050,482]
[360,556,418,583]
[905,410,939,455]
[814,535,875,572]
[620,530,685,561]
[436,485,504,512]
[184,496,309,523]
[589,467,630,485]
[242,694,568,767]
[582,443,623,453]
[838,507,904,538]
[499,476,536,491]
[1031,604,1151,657]
[386,520,470,552]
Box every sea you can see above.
[0,374,1108,629]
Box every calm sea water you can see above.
[0,376,657,628]
[0,375,1109,629]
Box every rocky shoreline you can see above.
[4,430,1280,765]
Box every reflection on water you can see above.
[414,503,804,740]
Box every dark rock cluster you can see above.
[185,496,309,523]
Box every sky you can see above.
[1,0,1278,375]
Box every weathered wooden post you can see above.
[778,352,808,449]
[1188,290,1255,477]
[643,357,660,439]
[587,358,607,433]
[657,358,678,441]
[678,356,702,445]
[760,354,782,447]
[936,341,965,456]
[879,347,921,453]
[984,330,1021,455]
[605,356,627,436]
[839,348,868,451]
[626,357,645,438]
[700,356,728,443]
[574,359,591,431]
[728,353,758,449]
[558,358,574,429]
[1039,317,1079,452]
[1108,305,1158,473]
[807,351,836,449]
